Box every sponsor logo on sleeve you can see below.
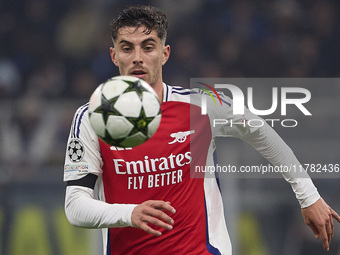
[64,164,89,173]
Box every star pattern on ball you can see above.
[88,76,161,147]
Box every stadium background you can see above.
[0,0,339,254]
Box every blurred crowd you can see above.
[1,0,340,99]
[0,0,340,181]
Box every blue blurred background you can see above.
[0,0,339,254]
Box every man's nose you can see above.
[133,49,143,64]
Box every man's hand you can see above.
[131,200,176,236]
[301,197,340,251]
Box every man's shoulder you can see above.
[163,83,200,103]
[75,102,90,114]
[164,83,231,105]
[70,102,91,138]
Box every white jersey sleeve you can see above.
[65,186,137,228]
[63,104,138,229]
[199,91,320,208]
[64,103,103,182]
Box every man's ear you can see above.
[110,47,118,66]
[162,45,170,66]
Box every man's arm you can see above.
[242,118,340,251]
[65,174,175,235]
[205,92,339,251]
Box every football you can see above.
[88,76,161,147]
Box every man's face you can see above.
[110,26,170,88]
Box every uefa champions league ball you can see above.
[88,76,161,147]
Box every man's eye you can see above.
[122,47,132,52]
[144,46,154,51]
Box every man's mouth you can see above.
[131,70,147,78]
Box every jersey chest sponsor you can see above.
[109,151,191,190]
[112,152,191,175]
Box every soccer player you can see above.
[64,5,340,254]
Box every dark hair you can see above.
[110,5,168,43]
